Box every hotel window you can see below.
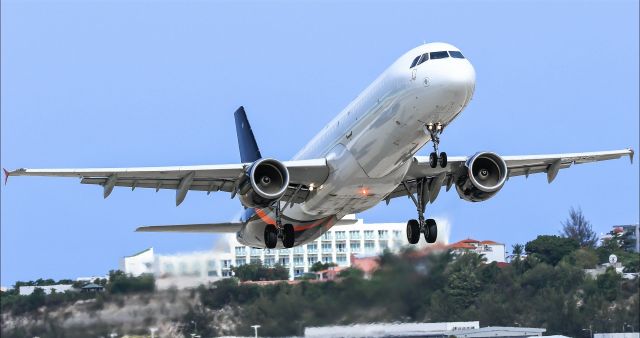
[222,260,232,269]
[322,243,333,253]
[206,260,216,270]
[349,230,361,240]
[208,270,218,277]
[294,246,304,254]
[235,246,246,256]
[264,257,275,267]
[308,255,318,265]
[235,258,246,266]
[364,230,375,240]
[336,255,348,265]
[307,244,318,253]
[335,231,346,240]
[279,248,290,255]
[393,230,402,239]
[378,230,389,239]
[365,241,375,253]
[164,263,174,274]
[293,256,304,266]
[279,257,290,266]
[222,270,232,277]
[322,255,333,263]
[250,258,261,264]
[350,241,361,252]
[336,242,347,253]
[250,247,262,256]
[322,232,333,240]
[379,240,389,250]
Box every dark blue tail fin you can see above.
[234,106,262,163]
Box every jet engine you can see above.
[238,158,290,208]
[455,152,508,202]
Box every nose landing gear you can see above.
[403,179,438,244]
[264,202,295,249]
[425,123,447,169]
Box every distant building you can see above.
[446,238,506,263]
[613,224,639,253]
[76,275,109,283]
[19,284,74,296]
[122,216,437,288]
[120,248,155,276]
[80,283,104,293]
[594,333,640,338]
[305,322,546,338]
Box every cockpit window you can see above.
[430,51,449,60]
[417,53,429,66]
[410,55,421,68]
[449,51,465,59]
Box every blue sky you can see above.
[1,0,638,286]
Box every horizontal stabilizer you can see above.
[136,222,242,233]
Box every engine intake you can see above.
[455,152,508,202]
[238,158,290,208]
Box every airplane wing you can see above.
[386,148,634,203]
[136,222,242,233]
[4,158,329,206]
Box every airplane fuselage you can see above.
[238,42,476,248]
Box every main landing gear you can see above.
[425,123,447,169]
[264,202,295,249]
[403,178,438,244]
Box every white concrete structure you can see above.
[305,322,480,338]
[449,239,506,263]
[120,248,155,276]
[594,334,640,338]
[122,217,441,287]
[19,284,74,296]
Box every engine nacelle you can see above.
[238,158,290,208]
[455,152,508,202]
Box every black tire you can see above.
[439,152,448,168]
[264,224,278,249]
[282,224,295,248]
[425,218,437,243]
[406,219,420,244]
[429,152,438,168]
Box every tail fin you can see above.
[234,106,262,163]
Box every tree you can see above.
[231,262,289,281]
[525,235,579,265]
[561,207,598,248]
[309,261,337,272]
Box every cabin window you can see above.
[430,51,449,60]
[449,51,465,59]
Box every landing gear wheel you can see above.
[439,152,447,168]
[407,219,420,244]
[282,224,295,248]
[264,224,278,249]
[424,218,437,243]
[429,152,438,168]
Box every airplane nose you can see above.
[436,60,476,106]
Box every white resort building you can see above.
[121,216,433,288]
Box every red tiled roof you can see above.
[460,238,480,243]
[480,240,501,245]
[449,242,476,249]
[351,256,380,274]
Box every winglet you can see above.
[3,168,9,185]
[629,148,634,164]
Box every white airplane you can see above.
[5,42,634,249]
